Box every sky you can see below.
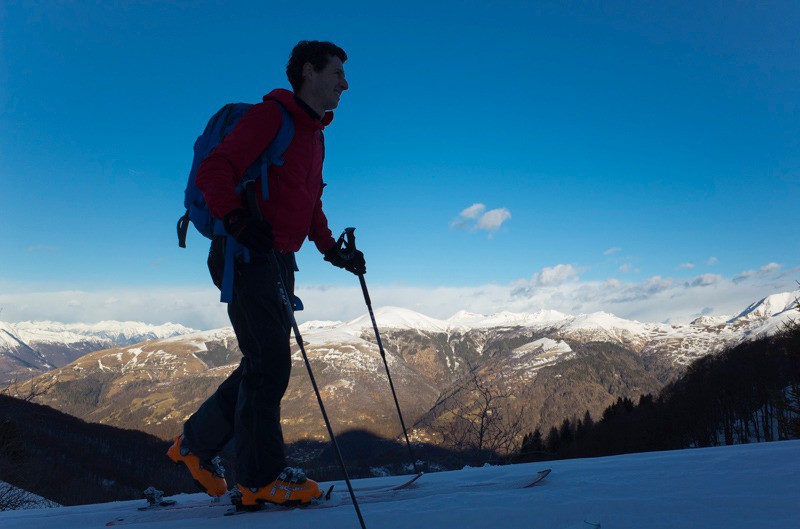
[1,1,798,330]
[2,441,799,528]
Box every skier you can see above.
[168,40,366,508]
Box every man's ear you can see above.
[302,62,315,82]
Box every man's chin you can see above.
[328,95,341,110]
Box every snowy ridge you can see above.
[0,321,29,349]
[730,291,799,322]
[295,290,798,354]
[9,320,196,346]
[447,309,570,329]
[344,306,449,332]
[2,290,797,382]
[0,320,199,382]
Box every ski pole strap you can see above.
[177,210,190,248]
[337,227,357,254]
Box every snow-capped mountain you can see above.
[300,290,799,366]
[0,320,197,383]
[14,290,798,448]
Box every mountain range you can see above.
[6,290,799,455]
[0,321,195,384]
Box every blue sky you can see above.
[1,1,798,329]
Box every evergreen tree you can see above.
[545,426,560,454]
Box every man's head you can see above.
[287,40,348,114]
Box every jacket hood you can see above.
[263,88,334,128]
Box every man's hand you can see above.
[324,244,366,275]
[223,208,273,253]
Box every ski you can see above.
[223,484,335,517]
[223,472,423,517]
[523,468,552,488]
[458,468,552,490]
[344,471,423,494]
[105,470,547,525]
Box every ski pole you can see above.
[339,228,419,474]
[270,250,367,529]
[245,183,367,528]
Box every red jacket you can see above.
[195,89,337,254]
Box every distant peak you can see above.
[729,290,800,322]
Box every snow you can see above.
[511,337,573,361]
[2,440,798,529]
[0,481,60,510]
[292,291,798,353]
[4,291,798,367]
[448,309,570,329]
[9,321,195,346]
[345,306,449,333]
[731,292,799,321]
[299,320,345,330]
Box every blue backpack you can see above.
[176,101,295,303]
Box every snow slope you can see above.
[2,440,798,529]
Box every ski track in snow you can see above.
[2,440,799,529]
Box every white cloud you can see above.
[619,263,640,274]
[706,257,719,266]
[451,204,511,235]
[533,264,580,287]
[0,288,228,330]
[678,262,696,270]
[1,264,796,330]
[476,208,511,231]
[604,247,621,256]
[733,262,783,284]
[686,274,723,287]
[459,203,486,219]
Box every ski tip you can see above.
[522,468,553,488]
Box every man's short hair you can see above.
[286,41,348,93]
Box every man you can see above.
[168,41,365,508]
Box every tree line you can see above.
[518,318,800,461]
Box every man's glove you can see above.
[324,244,366,275]
[223,208,273,253]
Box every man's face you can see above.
[305,56,348,111]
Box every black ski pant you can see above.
[183,238,295,488]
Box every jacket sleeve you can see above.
[309,181,336,253]
[195,101,282,221]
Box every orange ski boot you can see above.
[236,467,323,507]
[167,435,227,497]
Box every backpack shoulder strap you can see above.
[218,102,295,304]
[257,101,295,199]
